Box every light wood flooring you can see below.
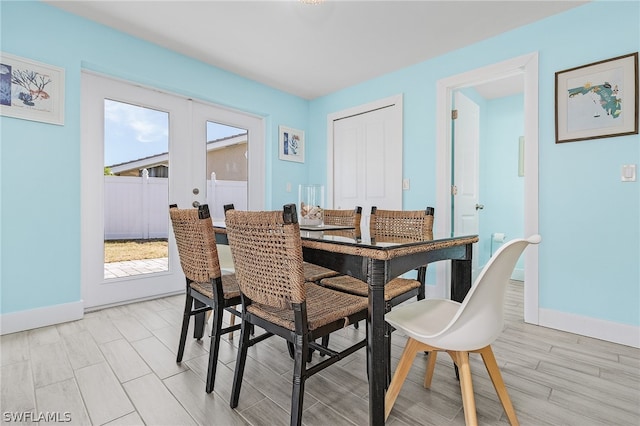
[1,281,639,425]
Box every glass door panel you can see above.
[204,121,248,220]
[103,100,169,279]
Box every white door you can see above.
[81,72,263,309]
[330,96,403,229]
[452,91,480,276]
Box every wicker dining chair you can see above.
[302,206,362,283]
[225,205,368,426]
[169,204,242,393]
[320,206,435,379]
[321,206,434,304]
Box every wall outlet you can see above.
[622,164,636,182]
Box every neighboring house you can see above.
[107,133,248,181]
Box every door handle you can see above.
[192,201,200,208]
[475,204,484,210]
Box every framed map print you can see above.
[555,52,638,143]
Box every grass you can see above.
[104,239,168,263]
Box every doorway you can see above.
[81,72,264,309]
[436,52,540,324]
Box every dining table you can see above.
[214,222,478,426]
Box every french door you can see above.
[81,72,264,309]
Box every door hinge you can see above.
[451,109,458,120]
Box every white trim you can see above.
[1,301,83,335]
[326,94,403,209]
[436,52,540,322]
[539,308,640,349]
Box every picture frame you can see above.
[555,52,638,143]
[278,125,304,163]
[0,52,65,125]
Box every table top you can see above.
[214,221,478,261]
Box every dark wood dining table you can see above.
[214,223,478,426]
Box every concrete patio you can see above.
[104,257,169,279]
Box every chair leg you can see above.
[228,305,237,340]
[230,317,251,409]
[385,338,422,421]
[193,298,206,340]
[321,335,329,350]
[424,351,438,388]
[452,351,478,426]
[206,303,224,393]
[479,346,519,426]
[290,336,308,426]
[176,293,193,363]
[386,323,392,387]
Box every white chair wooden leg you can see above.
[385,338,421,420]
[424,351,438,388]
[454,351,478,426]
[479,346,519,426]
[228,306,237,340]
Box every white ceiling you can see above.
[45,0,586,100]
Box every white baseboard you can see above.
[539,307,640,348]
[1,301,84,335]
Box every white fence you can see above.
[104,172,247,240]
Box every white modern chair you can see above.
[384,234,541,425]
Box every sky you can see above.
[104,99,245,166]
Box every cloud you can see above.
[104,99,168,143]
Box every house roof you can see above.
[108,133,247,173]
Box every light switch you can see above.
[402,179,410,190]
[621,164,636,182]
[286,182,292,192]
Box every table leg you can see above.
[368,261,387,426]
[451,256,472,303]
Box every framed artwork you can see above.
[555,52,638,143]
[279,125,304,163]
[0,52,65,125]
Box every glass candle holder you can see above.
[298,184,324,226]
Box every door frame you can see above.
[435,52,540,324]
[326,94,403,209]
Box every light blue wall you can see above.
[0,1,309,314]
[2,1,639,328]
[309,1,639,326]
[480,94,525,269]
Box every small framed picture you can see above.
[0,52,65,125]
[279,125,304,163]
[555,52,638,143]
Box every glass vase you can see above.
[298,184,324,226]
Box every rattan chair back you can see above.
[323,206,362,227]
[369,207,434,239]
[169,204,222,283]
[225,206,306,309]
